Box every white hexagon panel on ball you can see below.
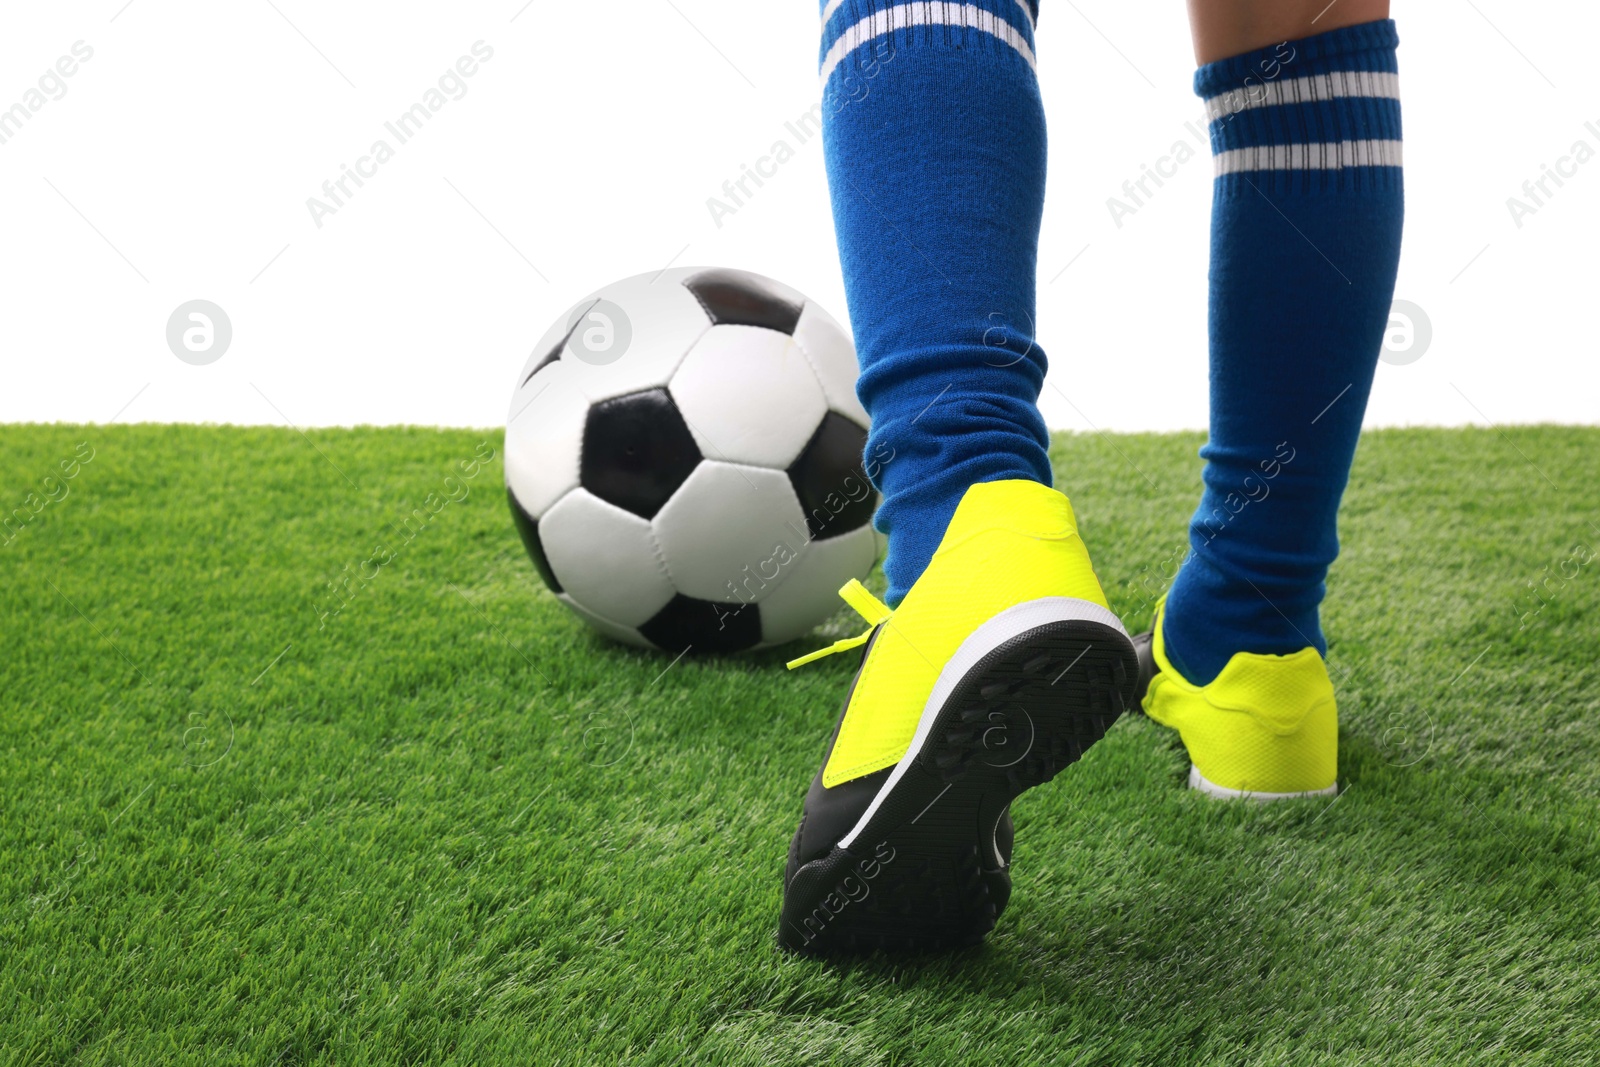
[538,488,676,628]
[651,461,809,606]
[670,325,828,470]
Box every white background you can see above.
[1,0,1595,432]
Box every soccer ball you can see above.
[505,267,878,654]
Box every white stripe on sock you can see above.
[821,0,1034,33]
[1204,70,1399,124]
[819,3,1036,86]
[1212,138,1403,175]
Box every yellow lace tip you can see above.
[837,579,892,626]
[786,583,890,670]
[785,630,873,670]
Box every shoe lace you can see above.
[784,579,893,670]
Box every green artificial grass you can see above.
[3,422,1597,1065]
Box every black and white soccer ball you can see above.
[505,267,878,654]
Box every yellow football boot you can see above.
[777,480,1138,953]
[1136,598,1338,800]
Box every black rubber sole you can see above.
[1130,630,1156,714]
[777,617,1138,954]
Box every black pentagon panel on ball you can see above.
[639,593,762,655]
[580,388,702,519]
[681,268,804,334]
[787,412,876,541]
[507,487,562,593]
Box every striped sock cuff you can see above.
[817,0,1040,89]
[1195,19,1401,194]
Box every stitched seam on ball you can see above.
[644,523,677,589]
[786,325,832,412]
[788,313,867,430]
[664,323,712,384]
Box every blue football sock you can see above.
[817,0,1050,606]
[1162,20,1405,685]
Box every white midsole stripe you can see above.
[819,3,1036,87]
[1204,69,1399,124]
[836,596,1129,851]
[1189,764,1339,801]
[1213,138,1403,175]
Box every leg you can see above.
[1186,0,1391,63]
[778,1,1139,952]
[822,1,1053,607]
[1143,1,1404,797]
